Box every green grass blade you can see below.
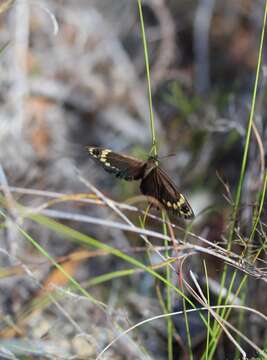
[208,1,267,357]
[137,0,157,157]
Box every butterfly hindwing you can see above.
[140,166,194,219]
[86,147,145,181]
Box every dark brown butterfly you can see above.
[86,146,194,219]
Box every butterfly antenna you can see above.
[158,154,176,160]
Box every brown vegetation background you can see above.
[0,0,266,359]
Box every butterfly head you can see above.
[147,155,159,166]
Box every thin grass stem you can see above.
[162,211,174,360]
[137,0,157,157]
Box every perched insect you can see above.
[86,147,194,219]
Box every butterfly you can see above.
[86,146,194,219]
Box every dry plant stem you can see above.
[26,188,250,266]
[11,186,238,258]
[185,274,247,359]
[32,195,101,215]
[141,203,153,226]
[0,185,257,258]
[1,186,266,279]
[0,186,250,268]
[181,259,254,357]
[96,304,267,360]
[188,272,267,359]
[28,207,267,282]
[58,246,177,263]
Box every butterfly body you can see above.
[86,146,194,219]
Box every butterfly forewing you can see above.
[86,147,145,181]
[140,166,194,219]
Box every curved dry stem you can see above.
[96,304,267,359]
